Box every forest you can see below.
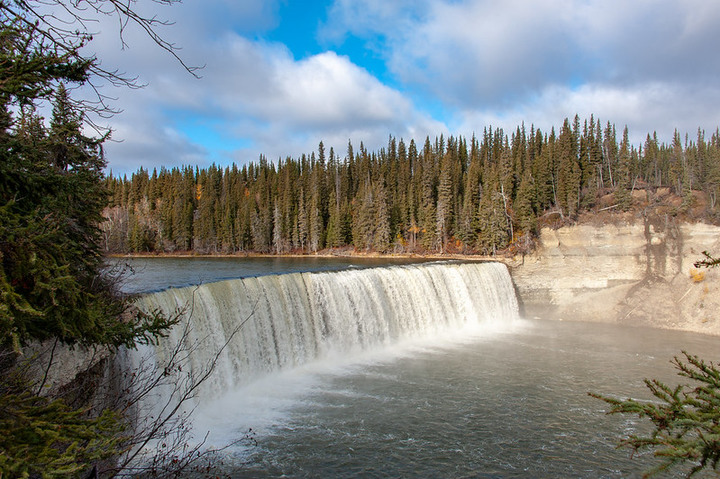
[5,0,720,474]
[103,116,720,256]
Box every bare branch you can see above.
[104,290,261,476]
[35,337,58,396]
[0,0,201,130]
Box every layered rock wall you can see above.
[510,217,720,335]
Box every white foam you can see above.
[130,262,522,450]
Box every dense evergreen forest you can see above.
[104,116,720,255]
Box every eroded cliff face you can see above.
[510,217,720,335]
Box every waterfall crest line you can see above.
[135,261,519,396]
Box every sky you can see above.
[87,0,720,176]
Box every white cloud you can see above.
[318,0,720,149]
[325,0,720,106]
[205,39,444,161]
[455,82,720,147]
[96,22,441,173]
[257,50,415,127]
[91,0,720,174]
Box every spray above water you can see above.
[122,261,720,477]
[135,261,520,399]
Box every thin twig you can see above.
[36,338,58,396]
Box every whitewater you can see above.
[135,261,519,397]
[125,259,718,477]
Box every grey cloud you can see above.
[86,4,442,174]
[455,81,720,148]
[101,92,211,175]
[88,0,720,176]
[325,0,720,109]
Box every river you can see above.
[122,257,719,478]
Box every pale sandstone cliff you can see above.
[28,224,720,395]
[510,217,720,335]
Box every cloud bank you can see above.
[87,0,720,174]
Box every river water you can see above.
[194,320,717,478]
[112,256,433,294]
[122,257,719,478]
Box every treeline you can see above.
[103,116,720,255]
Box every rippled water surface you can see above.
[197,319,718,478]
[122,258,719,478]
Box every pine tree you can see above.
[603,122,618,188]
[95,115,720,257]
[420,137,437,250]
[2,87,171,347]
[436,149,454,252]
[352,181,374,250]
[250,205,271,252]
[297,189,308,251]
[193,169,219,253]
[476,189,509,255]
[615,127,633,211]
[373,181,391,252]
[309,197,323,253]
[458,134,481,251]
[0,3,183,475]
[557,118,581,216]
[533,129,556,211]
[592,351,720,478]
[272,203,287,254]
[705,130,720,212]
[325,189,343,248]
[515,169,537,236]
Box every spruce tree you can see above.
[592,350,720,478]
[706,130,720,212]
[436,150,454,252]
[515,169,537,237]
[615,127,633,211]
[458,134,481,251]
[96,116,720,257]
[373,181,391,252]
[420,137,437,250]
[0,2,187,475]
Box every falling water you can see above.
[124,260,720,477]
[135,261,519,398]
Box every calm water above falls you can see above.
[126,258,719,478]
[112,256,432,294]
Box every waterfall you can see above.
[135,261,519,398]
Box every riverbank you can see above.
[107,249,495,261]
[109,215,720,336]
[509,218,720,336]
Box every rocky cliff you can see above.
[510,216,720,335]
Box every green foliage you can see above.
[514,169,537,236]
[0,91,177,349]
[0,2,184,476]
[695,251,720,269]
[0,21,178,348]
[615,127,634,211]
[103,118,720,257]
[593,252,720,478]
[0,365,125,478]
[0,17,90,105]
[591,352,720,478]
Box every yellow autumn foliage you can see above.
[689,268,706,283]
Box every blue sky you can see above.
[92,0,720,175]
